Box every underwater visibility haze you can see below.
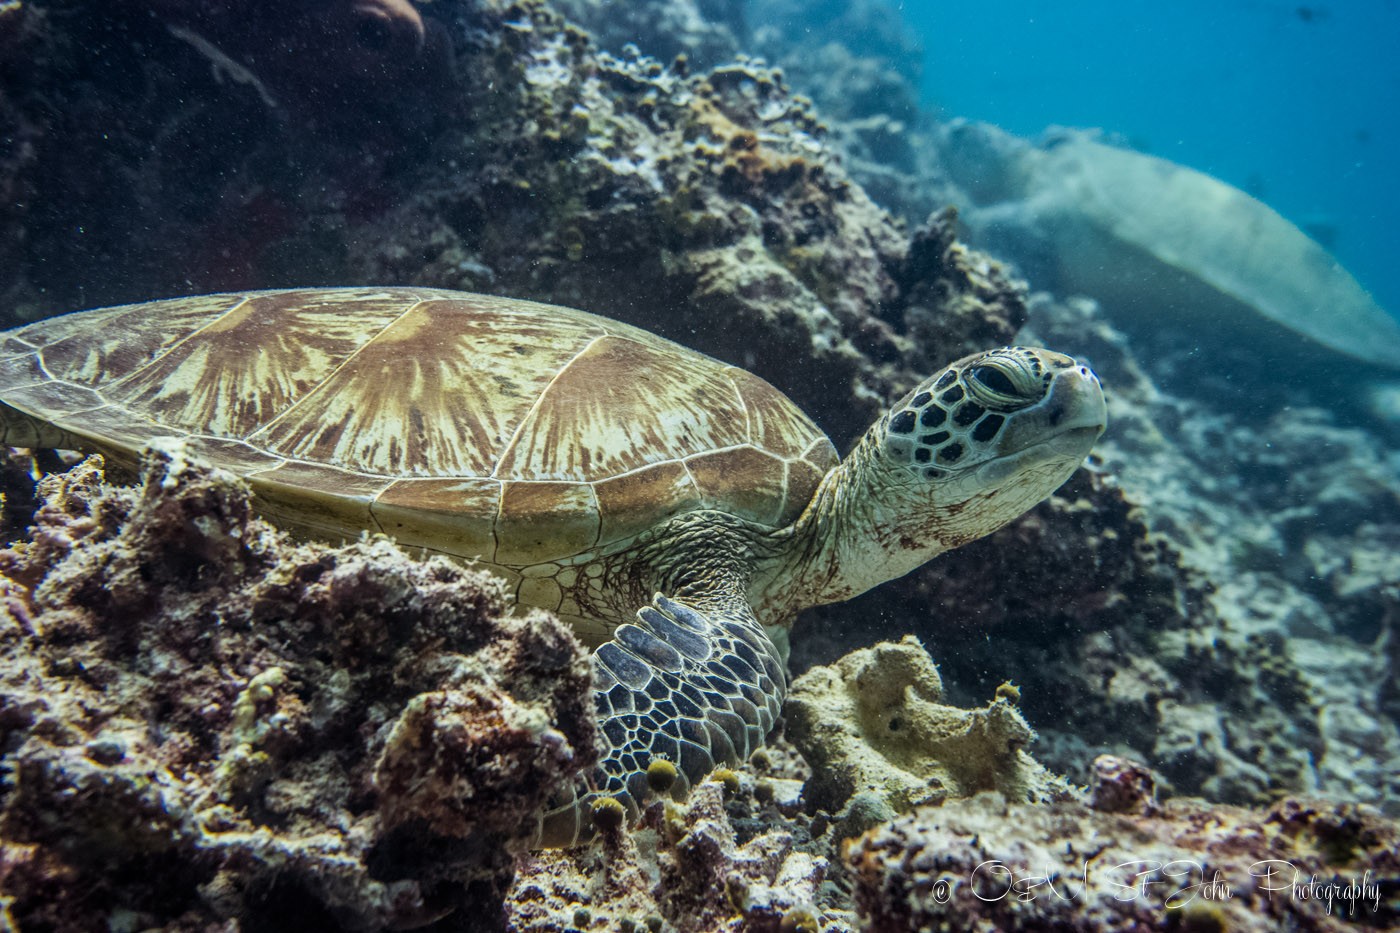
[0,1,1395,930]
[910,0,1400,321]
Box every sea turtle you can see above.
[0,287,1106,845]
[939,121,1400,373]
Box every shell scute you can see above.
[3,379,104,423]
[780,440,838,526]
[246,460,393,541]
[496,480,601,564]
[593,461,700,548]
[372,477,502,561]
[34,294,244,388]
[254,295,606,477]
[0,335,38,356]
[180,437,285,475]
[110,290,422,442]
[686,447,788,526]
[493,334,749,482]
[0,353,50,390]
[726,366,828,460]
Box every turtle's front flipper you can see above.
[534,593,785,847]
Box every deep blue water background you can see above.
[902,0,1400,323]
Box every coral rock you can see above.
[0,448,594,931]
[849,792,1400,932]
[786,636,1068,817]
[508,775,847,932]
[1088,753,1159,816]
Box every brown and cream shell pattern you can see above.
[0,288,836,600]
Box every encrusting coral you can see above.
[0,446,595,931]
[785,637,1070,817]
[509,773,842,932]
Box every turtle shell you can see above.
[0,288,838,565]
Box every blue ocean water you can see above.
[902,0,1400,322]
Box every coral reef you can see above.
[551,0,747,71]
[502,639,1082,932]
[795,284,1399,818]
[785,637,1068,816]
[0,0,453,319]
[1020,295,1400,810]
[788,442,1194,774]
[746,0,947,222]
[356,0,935,445]
[556,0,949,224]
[848,761,1400,932]
[0,448,594,930]
[3,0,1398,926]
[508,762,852,932]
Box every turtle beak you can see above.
[1049,361,1107,438]
[996,359,1106,459]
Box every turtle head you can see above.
[794,347,1105,606]
[881,346,1105,500]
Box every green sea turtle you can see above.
[0,287,1106,845]
[940,122,1400,372]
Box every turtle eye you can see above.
[970,365,1015,395]
[965,355,1039,410]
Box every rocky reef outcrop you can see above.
[848,758,1400,932]
[503,638,1092,932]
[511,775,839,933]
[1020,295,1400,809]
[0,448,594,931]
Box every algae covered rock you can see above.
[785,636,1067,818]
[0,446,594,931]
[509,774,841,932]
[848,787,1400,933]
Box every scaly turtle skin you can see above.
[0,288,1107,845]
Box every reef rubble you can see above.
[849,759,1400,932]
[0,447,595,931]
[509,775,839,933]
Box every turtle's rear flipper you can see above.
[533,593,784,848]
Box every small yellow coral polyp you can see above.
[646,757,679,795]
[590,796,627,832]
[230,667,288,742]
[708,767,741,796]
